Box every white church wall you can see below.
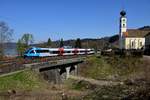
[125,38,145,49]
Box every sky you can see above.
[0,0,150,43]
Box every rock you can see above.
[7,89,16,95]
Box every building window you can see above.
[123,24,125,27]
[131,41,134,48]
[130,40,134,49]
[140,42,142,47]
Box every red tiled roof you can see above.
[125,29,150,37]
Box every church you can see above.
[119,10,150,50]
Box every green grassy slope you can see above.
[79,55,143,80]
[0,70,46,91]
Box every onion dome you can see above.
[120,10,126,16]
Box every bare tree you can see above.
[0,21,13,56]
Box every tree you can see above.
[0,21,13,56]
[75,38,82,48]
[60,38,64,47]
[109,34,119,43]
[17,34,34,56]
[17,39,26,56]
[21,33,33,46]
[47,38,52,47]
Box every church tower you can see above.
[119,10,127,49]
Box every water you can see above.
[4,48,18,56]
[3,43,18,56]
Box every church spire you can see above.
[119,10,127,49]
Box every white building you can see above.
[119,10,150,50]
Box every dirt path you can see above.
[69,75,123,86]
[143,55,150,60]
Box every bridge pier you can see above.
[40,65,79,84]
[65,65,78,79]
[66,67,70,79]
[27,58,83,84]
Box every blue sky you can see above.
[0,0,150,43]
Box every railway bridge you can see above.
[24,58,84,83]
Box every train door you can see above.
[59,48,64,56]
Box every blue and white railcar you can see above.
[24,47,51,58]
[24,47,95,58]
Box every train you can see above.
[24,47,95,58]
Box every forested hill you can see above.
[138,26,150,31]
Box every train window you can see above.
[36,50,49,53]
[51,51,59,54]
[72,51,79,53]
[80,51,85,53]
[64,51,71,53]
[36,50,40,53]
[42,50,49,53]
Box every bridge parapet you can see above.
[24,58,83,70]
[23,58,84,83]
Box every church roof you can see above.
[124,29,150,38]
[145,32,150,37]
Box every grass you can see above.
[0,69,47,91]
[79,55,143,80]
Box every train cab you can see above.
[24,47,50,58]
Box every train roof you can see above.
[28,47,94,51]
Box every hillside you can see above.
[138,26,150,31]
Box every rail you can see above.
[0,55,86,75]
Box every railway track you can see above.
[0,55,87,64]
[0,55,88,75]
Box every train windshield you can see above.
[25,48,33,54]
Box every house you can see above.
[119,10,150,50]
[145,32,150,49]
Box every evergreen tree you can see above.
[75,38,82,48]
[60,38,64,47]
[47,38,52,47]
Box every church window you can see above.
[130,39,135,49]
[140,41,142,47]
[123,24,125,27]
[131,41,134,48]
